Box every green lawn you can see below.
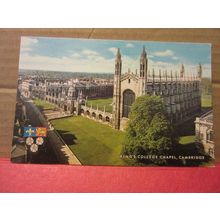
[202,94,212,108]
[179,135,195,145]
[33,98,55,110]
[86,98,113,113]
[51,116,127,165]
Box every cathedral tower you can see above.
[113,48,122,129]
[180,64,185,78]
[197,63,202,79]
[67,80,76,114]
[139,46,148,96]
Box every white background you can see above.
[0,0,219,219]
[0,194,220,220]
[0,0,219,27]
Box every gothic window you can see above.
[200,132,204,140]
[210,131,214,142]
[208,148,214,158]
[207,130,214,142]
[122,89,135,118]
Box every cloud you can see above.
[20,37,38,53]
[19,53,114,73]
[172,56,179,60]
[108,47,118,55]
[153,49,174,57]
[20,51,139,74]
[148,54,154,58]
[72,53,81,58]
[126,43,134,48]
[19,46,211,78]
[82,49,98,56]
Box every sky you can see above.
[19,36,212,77]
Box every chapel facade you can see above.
[112,47,202,130]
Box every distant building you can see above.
[19,77,113,114]
[19,79,34,98]
[195,110,214,158]
[112,47,202,130]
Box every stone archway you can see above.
[106,116,110,122]
[86,110,90,116]
[122,89,135,118]
[92,112,96,118]
[98,114,103,120]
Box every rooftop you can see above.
[200,110,213,123]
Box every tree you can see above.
[122,95,178,165]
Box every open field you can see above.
[202,94,212,108]
[51,116,127,165]
[33,98,55,110]
[179,135,195,145]
[86,98,113,113]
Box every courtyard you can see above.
[36,94,212,149]
[86,98,113,113]
[46,93,212,166]
[51,116,127,166]
[33,98,56,110]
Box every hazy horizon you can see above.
[19,36,212,78]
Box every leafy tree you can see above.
[122,95,178,165]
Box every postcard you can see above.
[11,36,213,166]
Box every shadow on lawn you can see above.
[36,105,55,112]
[175,118,195,137]
[201,106,212,113]
[36,105,44,111]
[56,129,77,146]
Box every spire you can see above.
[152,69,155,83]
[141,46,147,58]
[116,48,121,61]
[140,46,148,78]
[180,64,185,78]
[152,69,155,95]
[159,69,162,82]
[197,63,202,79]
[115,48,122,75]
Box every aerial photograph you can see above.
[11,36,213,166]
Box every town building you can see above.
[195,110,214,158]
[19,77,113,113]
